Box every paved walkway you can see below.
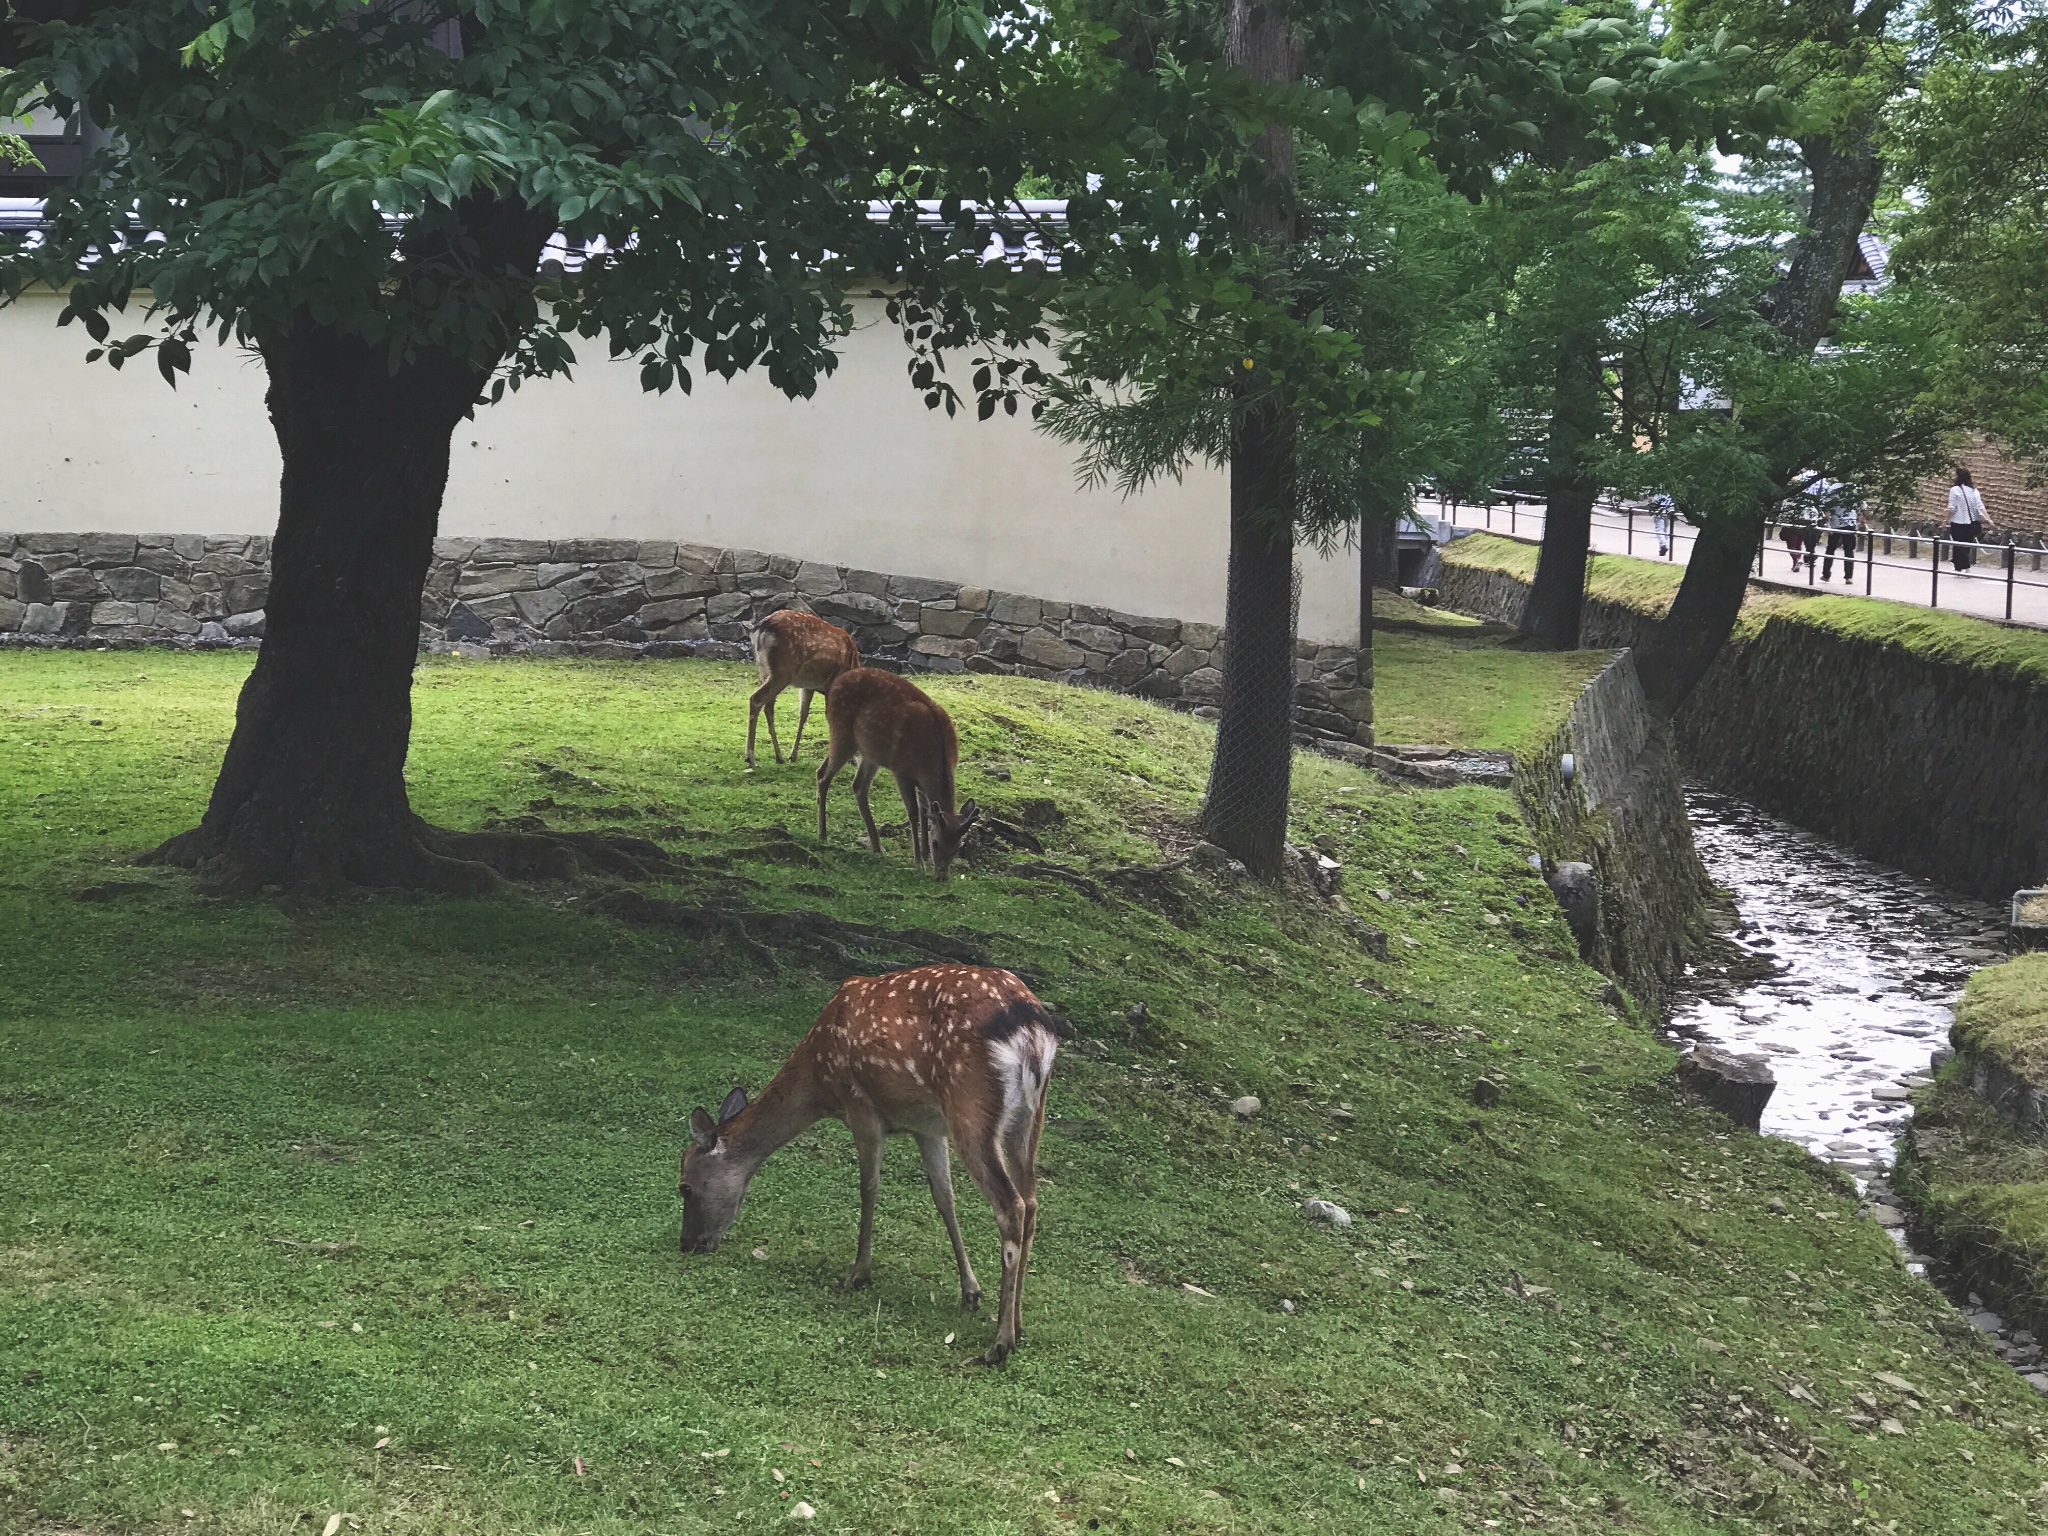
[1423,498,2048,631]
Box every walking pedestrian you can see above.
[1783,480,1823,573]
[1820,480,1862,583]
[1947,466,1991,574]
[1648,492,1678,558]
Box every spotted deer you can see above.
[747,609,861,768]
[815,667,980,877]
[679,965,1058,1364]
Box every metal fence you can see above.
[1417,492,2048,629]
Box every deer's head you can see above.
[928,797,982,880]
[678,1086,751,1254]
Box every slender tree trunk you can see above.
[1357,513,1376,703]
[1520,332,1605,649]
[1632,510,1760,712]
[1198,0,1301,878]
[148,324,495,891]
[1634,128,1882,715]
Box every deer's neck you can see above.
[724,1048,829,1174]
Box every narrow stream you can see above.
[1668,788,2006,1188]
[1668,790,2048,1384]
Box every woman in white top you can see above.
[1947,467,1992,573]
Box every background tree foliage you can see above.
[1894,0,2048,460]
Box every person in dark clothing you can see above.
[1820,480,1862,582]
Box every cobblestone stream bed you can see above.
[1668,789,2048,1388]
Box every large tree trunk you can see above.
[149,323,496,891]
[1519,332,1605,649]
[1634,128,1882,716]
[1198,0,1301,878]
[145,198,572,892]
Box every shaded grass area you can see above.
[1441,534,2048,686]
[1367,590,1612,756]
[4,652,2047,1534]
[1897,958,2048,1340]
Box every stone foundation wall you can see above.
[1515,651,1718,1017]
[0,531,1374,750]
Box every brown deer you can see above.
[679,964,1059,1365]
[815,667,980,878]
[747,609,860,768]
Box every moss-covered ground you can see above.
[1897,957,2048,1343]
[1441,534,2048,687]
[4,651,2046,1534]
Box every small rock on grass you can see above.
[1766,1196,1788,1215]
[1471,1077,1502,1108]
[789,1501,817,1520]
[1278,1299,1296,1314]
[1231,1096,1262,1120]
[1303,1199,1352,1229]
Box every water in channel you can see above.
[1667,788,2009,1183]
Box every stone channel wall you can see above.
[1515,651,1718,1016]
[1438,553,2048,905]
[0,531,1376,750]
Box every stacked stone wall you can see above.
[0,532,1374,750]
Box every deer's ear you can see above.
[717,1086,749,1124]
[689,1107,721,1150]
[958,798,981,827]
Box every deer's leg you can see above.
[789,688,815,763]
[896,774,926,867]
[1014,1091,1049,1340]
[916,1131,982,1311]
[816,739,855,843]
[844,1108,886,1291]
[958,1136,1028,1365]
[763,691,785,764]
[853,759,884,854]
[746,682,778,769]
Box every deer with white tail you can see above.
[815,667,980,878]
[746,609,860,768]
[679,964,1058,1365]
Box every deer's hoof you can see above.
[979,1340,1013,1367]
[841,1266,872,1292]
[960,1288,983,1312]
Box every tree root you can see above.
[590,888,1006,976]
[143,816,682,895]
[1008,856,1199,925]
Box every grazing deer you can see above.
[815,667,980,878]
[679,964,1059,1364]
[747,609,860,768]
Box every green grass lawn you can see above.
[3,652,2046,1535]
[1366,593,1612,754]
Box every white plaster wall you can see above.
[0,290,1361,642]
